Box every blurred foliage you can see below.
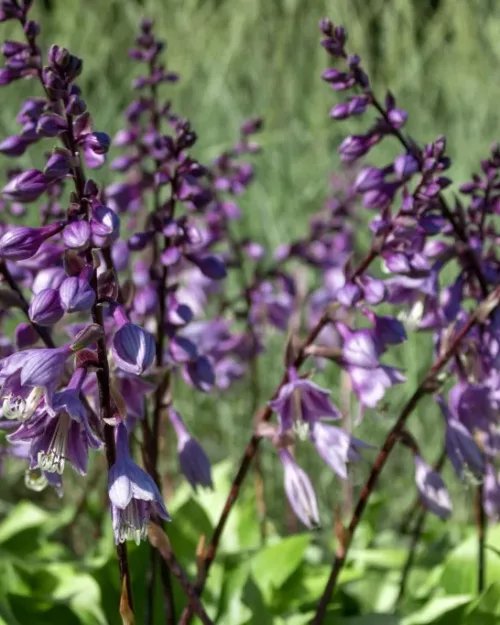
[1,0,500,621]
[1,462,500,623]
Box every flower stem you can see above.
[475,483,486,593]
[312,291,499,624]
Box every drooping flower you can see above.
[269,367,341,432]
[111,305,155,376]
[8,368,101,474]
[279,449,320,529]
[310,421,371,479]
[108,423,170,544]
[438,395,484,481]
[0,345,72,419]
[168,409,212,491]
[414,454,452,520]
[0,222,65,260]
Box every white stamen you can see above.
[25,468,48,492]
[2,387,43,421]
[37,413,70,474]
[116,501,149,545]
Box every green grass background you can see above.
[1,0,498,528]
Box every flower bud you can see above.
[29,288,64,326]
[169,409,213,491]
[62,220,91,250]
[59,276,96,313]
[0,135,29,157]
[91,204,120,248]
[2,169,48,203]
[0,222,65,261]
[111,307,155,376]
[36,113,67,137]
[44,151,71,180]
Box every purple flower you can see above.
[62,221,91,250]
[2,169,48,203]
[269,367,341,432]
[0,222,65,261]
[341,328,380,368]
[59,275,96,313]
[169,409,212,491]
[279,449,320,529]
[438,396,484,480]
[108,423,170,544]
[349,364,405,409]
[310,421,371,479]
[8,369,101,475]
[0,345,72,419]
[28,288,64,326]
[414,455,452,520]
[111,306,155,376]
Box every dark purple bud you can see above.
[338,135,373,162]
[2,169,48,203]
[183,356,215,393]
[187,254,227,280]
[0,135,29,157]
[354,167,384,193]
[36,113,67,137]
[169,336,198,363]
[111,307,155,376]
[169,409,213,491]
[394,154,419,179]
[44,151,71,180]
[319,18,333,36]
[59,276,96,313]
[0,222,65,260]
[127,230,154,251]
[321,68,354,90]
[62,221,91,250]
[241,117,263,136]
[29,288,64,326]
[387,108,408,129]
[91,204,120,248]
[65,94,86,116]
[1,41,29,56]
[15,322,39,349]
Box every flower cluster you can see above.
[1,6,500,621]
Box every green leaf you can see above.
[401,595,472,625]
[0,502,50,545]
[340,615,401,625]
[440,525,500,594]
[250,534,311,601]
[348,547,407,569]
[463,582,500,624]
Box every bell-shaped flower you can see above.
[108,423,170,544]
[59,275,96,313]
[2,169,48,203]
[0,345,72,418]
[269,367,341,432]
[111,306,155,376]
[8,368,101,474]
[279,449,320,529]
[90,203,120,247]
[62,220,91,250]
[438,396,484,481]
[0,222,65,260]
[169,409,212,491]
[414,454,452,520]
[310,421,371,479]
[28,288,64,326]
[349,364,405,409]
